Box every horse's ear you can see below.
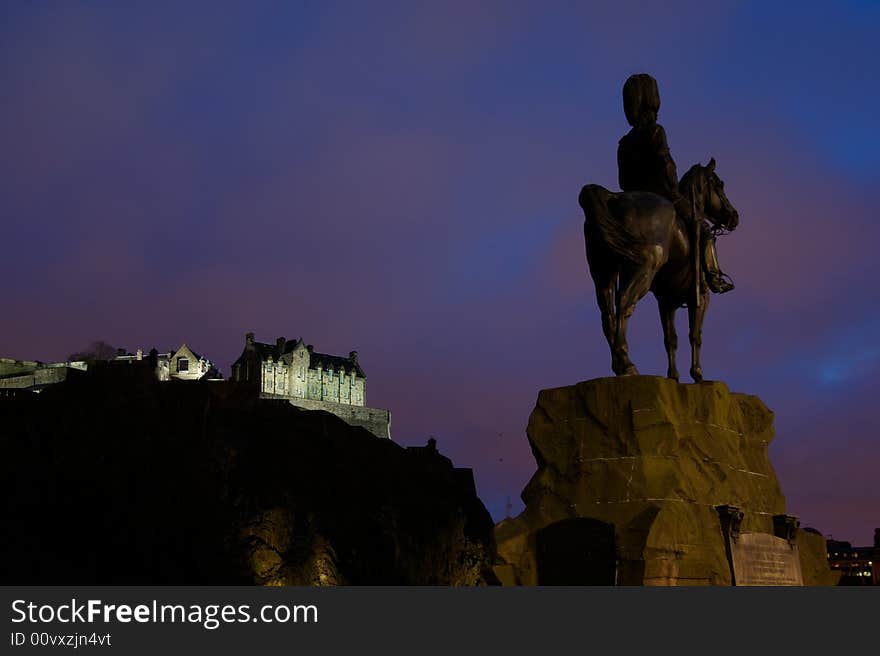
[706,157,716,172]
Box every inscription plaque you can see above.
[729,532,803,586]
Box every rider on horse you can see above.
[617,73,734,294]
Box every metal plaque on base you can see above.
[729,532,803,586]
[717,506,803,586]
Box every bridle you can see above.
[704,175,734,237]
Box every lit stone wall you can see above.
[288,346,309,398]
[271,360,366,407]
[262,359,290,396]
[0,359,39,377]
[0,366,80,390]
[262,393,391,439]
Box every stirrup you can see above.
[707,271,735,294]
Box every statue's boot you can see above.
[703,235,735,294]
[706,271,734,294]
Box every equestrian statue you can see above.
[579,73,739,382]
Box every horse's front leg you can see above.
[658,298,679,381]
[687,290,709,382]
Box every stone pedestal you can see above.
[495,376,834,585]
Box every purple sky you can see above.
[2,2,878,544]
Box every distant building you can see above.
[231,332,391,439]
[0,342,221,393]
[0,357,88,392]
[827,530,880,585]
[113,344,222,381]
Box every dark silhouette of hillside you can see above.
[0,362,496,585]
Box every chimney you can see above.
[246,332,255,348]
[276,337,286,357]
[307,344,314,354]
[349,350,358,363]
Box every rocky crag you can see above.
[495,376,833,585]
[0,363,496,585]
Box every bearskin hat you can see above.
[623,73,661,127]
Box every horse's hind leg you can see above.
[592,271,619,374]
[658,298,679,381]
[614,259,659,376]
[687,290,709,382]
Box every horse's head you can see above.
[682,158,739,232]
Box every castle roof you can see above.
[248,338,300,362]
[308,351,365,378]
[246,336,365,378]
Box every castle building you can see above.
[114,344,222,381]
[231,332,391,439]
[0,343,222,394]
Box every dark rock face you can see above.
[495,376,834,586]
[534,518,616,585]
[0,366,496,585]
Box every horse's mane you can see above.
[678,164,704,196]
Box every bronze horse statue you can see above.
[578,158,739,382]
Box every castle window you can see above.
[177,358,189,372]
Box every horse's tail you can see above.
[578,184,641,263]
